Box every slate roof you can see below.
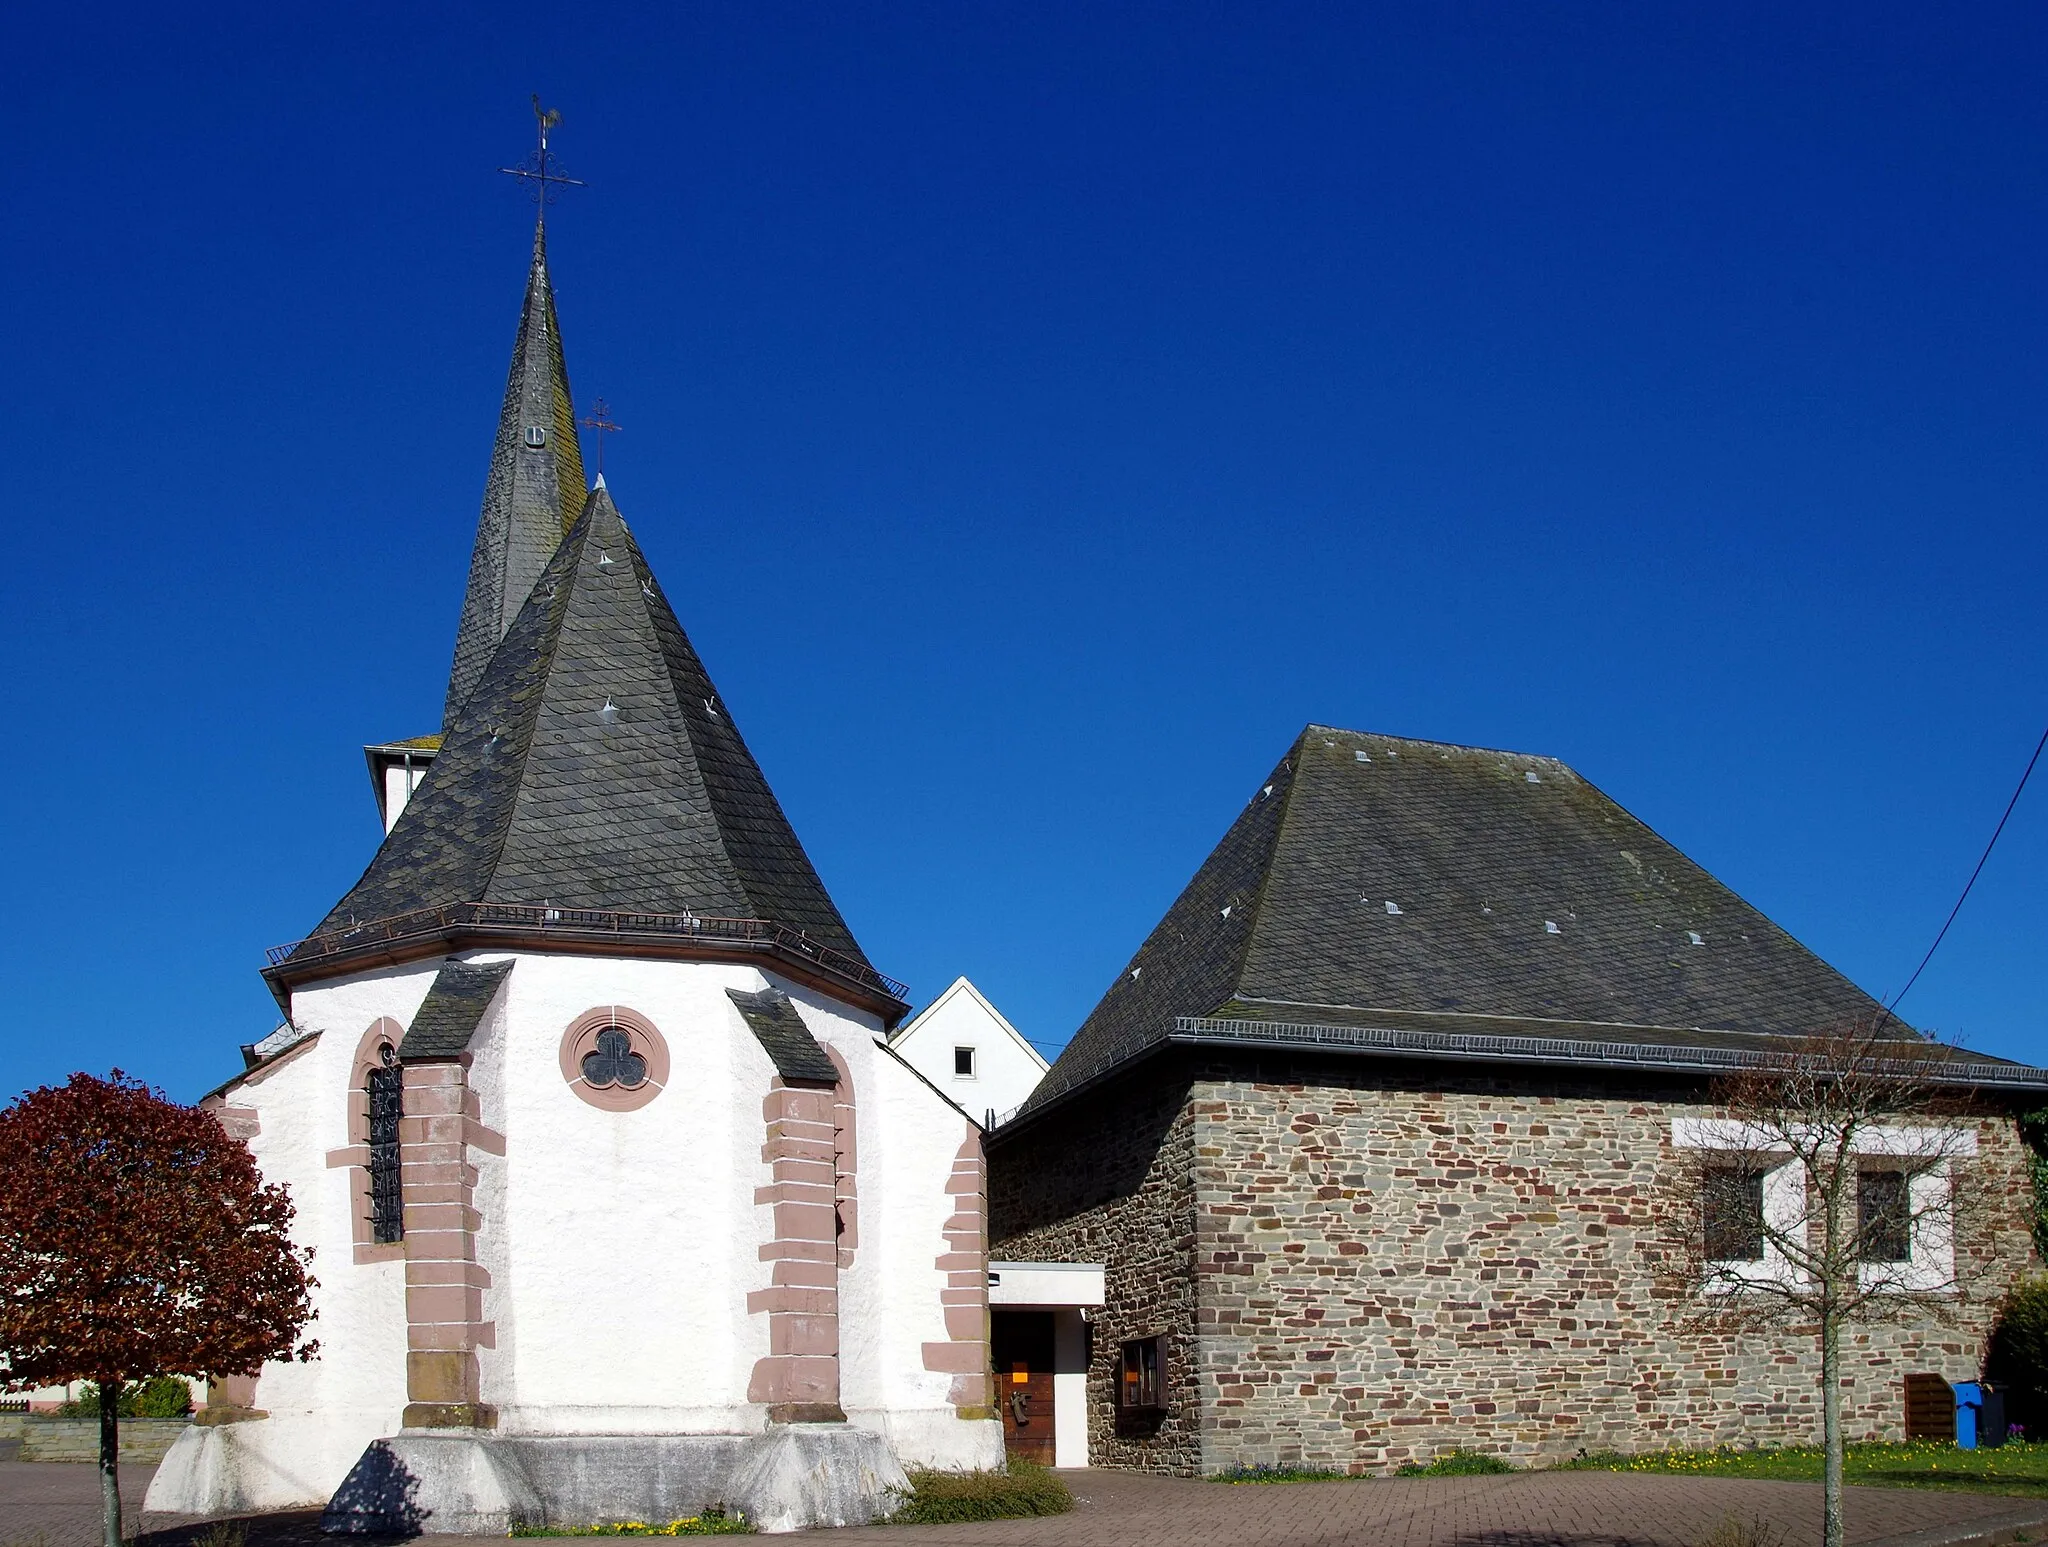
[728,988,840,1084]
[400,960,515,1059]
[1024,724,2034,1112]
[443,219,588,732]
[301,482,875,972]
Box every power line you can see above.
[1886,721,2048,1016]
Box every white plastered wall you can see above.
[888,977,1047,1127]
[477,954,991,1464]
[477,953,772,1434]
[146,962,433,1514]
[379,761,429,833]
[787,975,1000,1468]
[152,948,999,1514]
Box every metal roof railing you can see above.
[267,902,908,1002]
[1171,1014,2048,1088]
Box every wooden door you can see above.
[991,1310,1056,1464]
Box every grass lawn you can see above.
[1560,1440,2048,1497]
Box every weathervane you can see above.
[580,398,621,477]
[499,95,586,219]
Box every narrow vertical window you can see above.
[953,1046,976,1078]
[1702,1165,1765,1261]
[1859,1169,1911,1263]
[368,1045,404,1244]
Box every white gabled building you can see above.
[889,978,1048,1128]
[147,211,1000,1535]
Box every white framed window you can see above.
[1673,1119,1969,1294]
[953,1046,976,1078]
[1691,1154,1809,1291]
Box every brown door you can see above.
[990,1310,1056,1464]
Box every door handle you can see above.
[1010,1389,1029,1426]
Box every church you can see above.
[140,130,2048,1514]
[145,214,1002,1533]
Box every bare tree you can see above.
[1669,1021,1983,1547]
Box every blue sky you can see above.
[1,3,2043,1100]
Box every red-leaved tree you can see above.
[0,1073,318,1546]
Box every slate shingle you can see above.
[728,988,840,1084]
[1026,724,1920,1112]
[304,485,875,975]
[400,960,515,1059]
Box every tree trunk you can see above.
[1821,1315,1844,1547]
[98,1380,122,1547]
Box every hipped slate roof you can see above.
[1025,724,1994,1112]
[304,483,873,970]
[728,988,840,1084]
[444,220,588,731]
[400,960,514,1059]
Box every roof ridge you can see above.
[1230,729,1313,985]
[604,498,759,917]
[469,496,598,911]
[443,219,588,732]
[622,514,865,947]
[1551,760,1895,1020]
[1301,722,1576,769]
[1018,738,1299,1113]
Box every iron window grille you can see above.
[1702,1165,1765,1261]
[368,1046,404,1244]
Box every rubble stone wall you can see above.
[988,1067,1203,1473]
[1197,1058,2038,1473]
[990,1050,2040,1476]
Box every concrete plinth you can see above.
[147,1414,398,1518]
[320,1426,909,1536]
[723,1424,909,1534]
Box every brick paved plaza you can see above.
[7,1453,2048,1547]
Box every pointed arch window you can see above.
[367,1044,404,1244]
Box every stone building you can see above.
[145,215,1000,1532]
[986,725,2046,1475]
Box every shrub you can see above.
[2019,1109,2048,1261]
[132,1376,197,1418]
[1987,1276,2048,1436]
[1395,1449,1516,1476]
[886,1459,1074,1523]
[56,1377,193,1419]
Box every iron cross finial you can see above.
[499,96,586,219]
[580,398,621,477]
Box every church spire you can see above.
[442,215,588,730]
